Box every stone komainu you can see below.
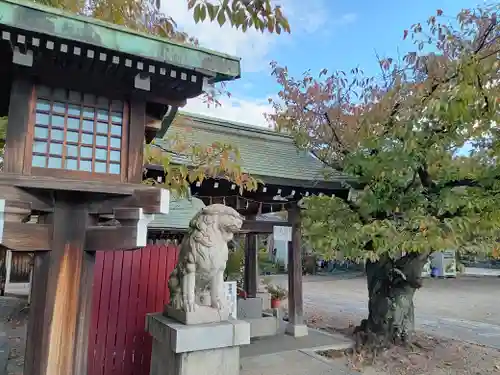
[168,204,243,313]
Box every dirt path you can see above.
[303,297,500,374]
[0,296,28,375]
[273,274,500,348]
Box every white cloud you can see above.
[284,0,329,34]
[162,1,358,126]
[335,13,357,25]
[182,95,273,127]
[161,0,346,73]
[161,0,279,73]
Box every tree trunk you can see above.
[354,252,429,350]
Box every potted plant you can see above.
[265,283,288,309]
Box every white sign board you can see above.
[224,281,238,319]
[273,226,292,242]
[430,250,456,277]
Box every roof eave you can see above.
[0,0,241,81]
[144,163,357,191]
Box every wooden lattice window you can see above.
[29,86,128,179]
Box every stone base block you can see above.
[151,343,240,375]
[246,316,278,338]
[146,313,250,375]
[256,292,271,310]
[146,313,250,353]
[164,304,230,325]
[285,323,308,337]
[237,298,262,319]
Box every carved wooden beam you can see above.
[0,185,53,212]
[85,188,170,250]
[240,220,290,234]
[0,200,51,251]
[0,173,137,195]
[88,187,170,215]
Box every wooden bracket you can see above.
[240,220,291,234]
[0,200,51,251]
[0,185,53,212]
[85,208,154,250]
[85,189,170,251]
[89,187,170,215]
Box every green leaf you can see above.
[206,3,218,21]
[199,3,207,22]
[193,4,201,23]
[217,9,226,26]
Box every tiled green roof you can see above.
[154,112,351,186]
[149,197,205,230]
[0,0,240,82]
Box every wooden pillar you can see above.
[127,100,146,183]
[286,204,308,337]
[24,197,95,375]
[244,233,258,298]
[0,248,6,296]
[3,78,33,174]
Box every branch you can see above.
[343,198,370,225]
[324,112,350,156]
[309,149,344,171]
[473,18,496,54]
[403,170,418,194]
[417,166,436,189]
[440,178,482,189]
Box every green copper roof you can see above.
[149,196,205,230]
[155,112,352,188]
[0,0,240,82]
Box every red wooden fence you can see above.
[89,241,179,375]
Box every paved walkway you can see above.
[241,325,352,358]
[241,324,357,375]
[241,350,357,375]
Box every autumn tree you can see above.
[31,0,290,42]
[0,0,290,188]
[268,4,499,348]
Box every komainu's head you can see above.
[189,204,244,245]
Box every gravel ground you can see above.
[0,296,28,375]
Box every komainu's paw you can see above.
[211,298,224,311]
[171,295,182,310]
[183,293,196,312]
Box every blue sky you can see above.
[167,0,482,126]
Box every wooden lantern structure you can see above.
[0,1,240,374]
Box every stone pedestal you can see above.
[237,298,262,319]
[164,304,231,325]
[256,291,271,311]
[285,323,308,337]
[146,313,250,375]
[237,297,278,338]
